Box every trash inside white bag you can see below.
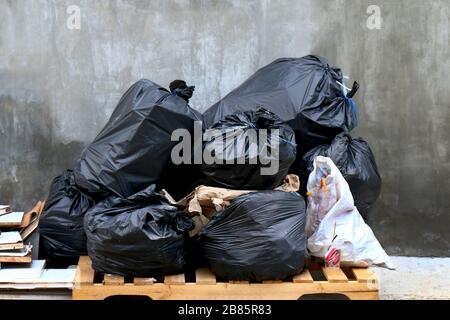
[306,156,395,269]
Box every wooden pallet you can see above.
[72,257,379,300]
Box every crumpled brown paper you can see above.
[162,174,300,236]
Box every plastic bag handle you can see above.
[346,81,359,98]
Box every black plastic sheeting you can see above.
[297,133,382,221]
[198,191,306,281]
[84,185,194,277]
[201,108,296,190]
[39,170,94,257]
[202,55,358,153]
[73,79,202,198]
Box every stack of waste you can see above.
[39,79,200,268]
[39,54,393,281]
[200,54,390,271]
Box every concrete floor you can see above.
[372,256,450,300]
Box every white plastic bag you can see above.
[306,156,395,269]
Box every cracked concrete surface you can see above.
[373,256,450,300]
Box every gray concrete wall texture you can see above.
[0,0,449,256]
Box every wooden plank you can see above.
[164,274,185,285]
[195,268,216,285]
[73,284,169,300]
[37,201,45,215]
[0,231,22,245]
[20,201,43,228]
[0,243,24,252]
[292,269,314,283]
[321,267,348,283]
[73,281,378,300]
[133,277,156,285]
[0,289,72,300]
[352,268,377,283]
[74,256,94,285]
[103,274,124,286]
[0,252,32,263]
[20,219,39,240]
[19,200,45,239]
[0,212,25,227]
[0,260,45,283]
[0,269,76,290]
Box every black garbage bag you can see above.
[84,185,194,277]
[39,170,95,258]
[297,133,381,221]
[202,55,358,153]
[160,164,207,201]
[201,108,296,190]
[73,79,202,198]
[159,118,206,200]
[198,191,306,281]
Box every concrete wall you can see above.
[0,0,448,256]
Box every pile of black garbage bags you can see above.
[39,55,381,281]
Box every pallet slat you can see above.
[352,268,377,283]
[164,274,186,285]
[321,267,348,283]
[103,274,124,286]
[133,277,156,285]
[292,269,314,283]
[72,281,378,300]
[75,256,94,285]
[0,252,32,263]
[195,268,216,285]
